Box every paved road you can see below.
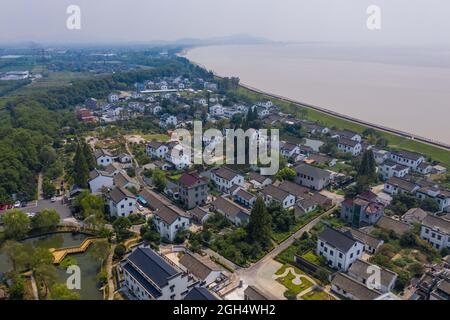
[235,206,335,299]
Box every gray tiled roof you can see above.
[319,227,360,252]
[348,259,397,289]
[332,273,381,300]
[126,247,181,288]
[422,214,450,234]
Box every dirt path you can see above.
[37,172,44,200]
[106,244,117,300]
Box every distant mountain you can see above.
[172,34,273,46]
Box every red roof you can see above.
[178,172,206,188]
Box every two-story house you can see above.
[295,164,331,191]
[121,246,196,300]
[146,141,169,159]
[340,194,384,227]
[260,185,296,209]
[152,205,191,242]
[317,227,364,271]
[107,186,137,217]
[178,172,209,210]
[420,214,450,251]
[211,167,244,192]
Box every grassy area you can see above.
[236,86,450,166]
[12,71,94,95]
[275,264,314,295]
[271,209,324,244]
[301,289,335,300]
[301,251,323,265]
[143,133,170,142]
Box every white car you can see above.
[51,197,57,203]
[26,212,36,218]
[14,201,21,208]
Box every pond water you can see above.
[0,232,103,300]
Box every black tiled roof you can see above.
[122,262,162,298]
[319,227,359,252]
[184,287,219,300]
[127,247,180,288]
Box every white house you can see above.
[121,246,196,300]
[209,104,224,117]
[164,143,191,170]
[420,215,450,250]
[159,113,177,128]
[179,252,224,287]
[107,93,119,103]
[416,186,450,212]
[347,259,397,294]
[383,177,419,195]
[94,149,114,166]
[211,167,244,192]
[260,185,296,209]
[88,169,114,193]
[117,153,132,164]
[146,141,169,159]
[378,160,410,180]
[152,205,190,242]
[389,150,424,170]
[280,142,300,158]
[107,186,137,217]
[248,172,272,189]
[317,227,364,271]
[337,138,362,156]
[414,162,433,175]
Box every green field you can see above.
[12,71,94,95]
[236,86,450,166]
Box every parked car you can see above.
[14,201,21,208]
[51,197,57,203]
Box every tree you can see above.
[420,198,439,213]
[400,231,418,247]
[247,197,272,247]
[42,178,56,199]
[357,150,377,182]
[275,167,296,181]
[113,217,132,240]
[73,143,89,188]
[89,240,110,264]
[2,240,30,271]
[50,283,80,300]
[81,141,96,170]
[114,244,127,259]
[39,145,57,170]
[152,169,167,192]
[31,209,60,231]
[2,209,30,239]
[9,275,25,300]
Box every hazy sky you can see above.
[1,0,449,45]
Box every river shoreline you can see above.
[181,48,450,152]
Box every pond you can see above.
[0,232,104,300]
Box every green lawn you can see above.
[272,209,324,244]
[301,289,335,300]
[144,133,170,142]
[301,251,323,265]
[275,264,314,295]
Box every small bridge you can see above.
[50,237,104,264]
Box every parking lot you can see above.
[19,198,73,220]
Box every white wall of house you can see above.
[211,173,244,192]
[337,142,362,156]
[109,197,136,217]
[420,226,450,251]
[390,153,424,169]
[153,216,190,242]
[263,194,295,209]
[317,240,364,271]
[89,175,114,193]
[97,155,113,166]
